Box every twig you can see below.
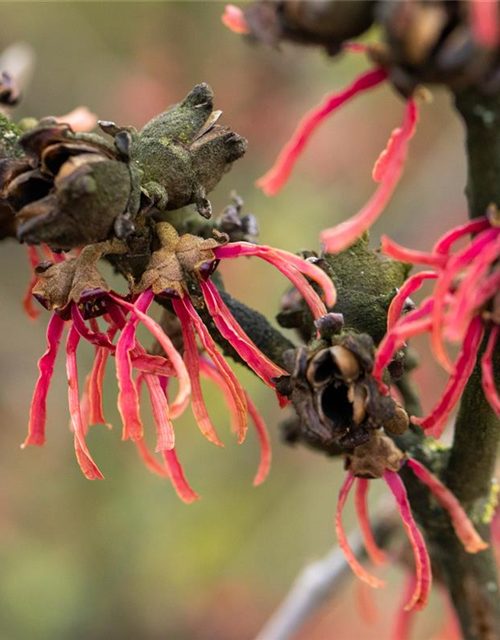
[254,502,396,640]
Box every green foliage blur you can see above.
[0,3,469,639]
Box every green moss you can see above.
[0,113,22,158]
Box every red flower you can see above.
[337,434,486,611]
[23,225,334,501]
[374,216,500,437]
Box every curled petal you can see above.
[23,313,65,447]
[414,316,484,438]
[387,271,437,331]
[355,478,386,565]
[373,297,434,382]
[130,353,176,377]
[406,458,487,554]
[163,449,200,504]
[172,297,223,447]
[177,295,248,443]
[321,98,418,254]
[383,471,431,611]
[111,293,191,419]
[200,356,271,485]
[336,472,386,589]
[215,241,336,310]
[256,67,388,196]
[468,0,500,49]
[431,227,499,371]
[66,326,104,480]
[142,373,175,452]
[433,217,490,255]
[115,293,151,442]
[71,305,116,351]
[381,235,447,268]
[200,280,287,388]
[222,4,250,34]
[135,437,170,477]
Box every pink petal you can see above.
[178,295,249,443]
[355,478,387,565]
[407,458,487,553]
[433,217,490,255]
[111,293,191,420]
[383,471,431,611]
[200,280,287,388]
[115,294,151,442]
[256,67,388,196]
[381,235,448,268]
[468,0,500,49]
[65,326,104,480]
[431,227,499,371]
[373,297,434,382]
[387,271,437,331]
[23,313,65,447]
[172,297,223,447]
[130,353,175,377]
[135,437,170,477]
[221,4,250,34]
[336,472,386,589]
[215,241,336,310]
[142,373,175,452]
[163,449,200,504]
[200,356,272,485]
[414,316,484,438]
[71,304,116,350]
[320,98,418,254]
[481,325,500,419]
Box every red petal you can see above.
[383,471,431,611]
[336,472,386,589]
[23,313,65,447]
[321,98,418,253]
[178,296,249,443]
[407,458,487,554]
[163,449,200,504]
[200,280,287,388]
[414,316,484,437]
[387,271,437,331]
[257,67,388,196]
[66,326,104,480]
[355,478,386,565]
[381,235,447,268]
[142,373,175,452]
[172,298,223,447]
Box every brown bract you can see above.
[31,240,126,313]
[134,222,228,297]
[0,122,134,249]
[345,431,405,479]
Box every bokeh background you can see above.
[0,3,470,639]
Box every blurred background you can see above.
[0,3,469,639]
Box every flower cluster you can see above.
[24,222,335,501]
[374,215,500,438]
[337,432,487,611]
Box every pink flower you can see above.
[374,216,500,438]
[337,434,486,611]
[250,44,418,254]
[23,224,333,500]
